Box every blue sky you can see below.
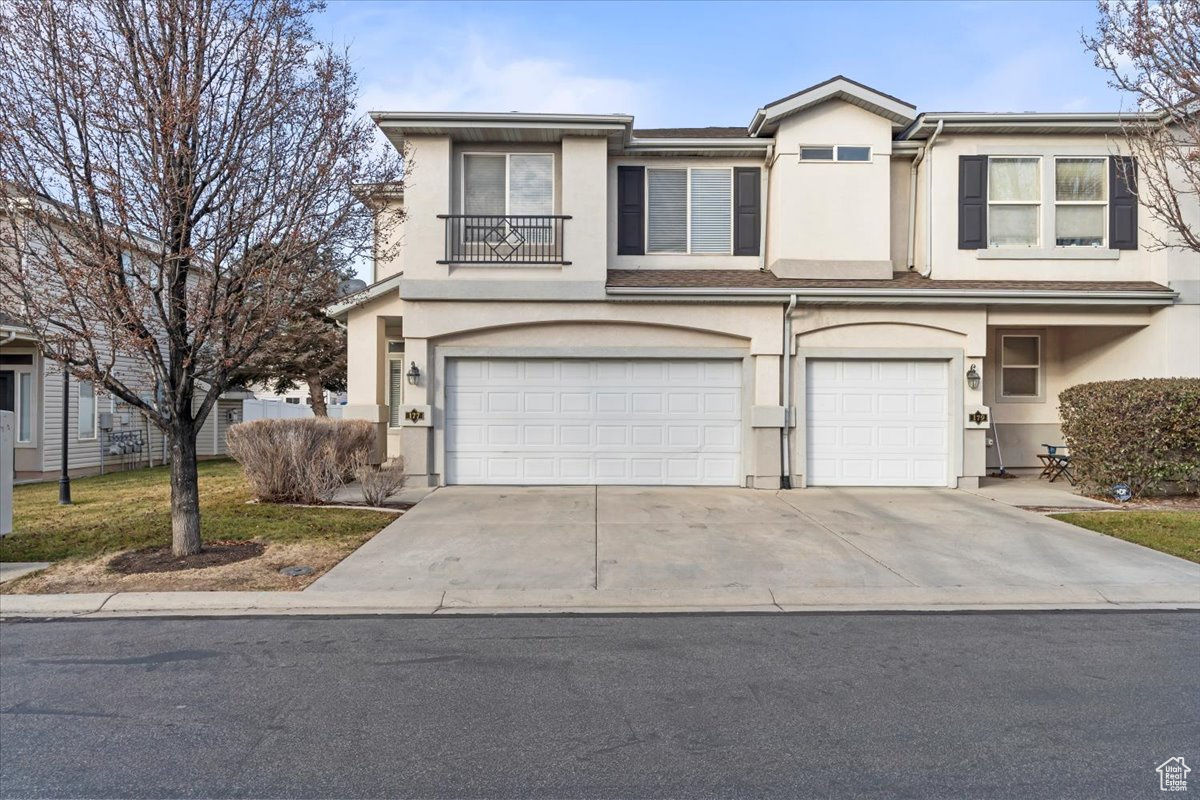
[316,0,1129,127]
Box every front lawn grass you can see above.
[1050,511,1200,564]
[0,459,393,563]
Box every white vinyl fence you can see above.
[240,398,345,423]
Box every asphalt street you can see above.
[1,611,1196,799]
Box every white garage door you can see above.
[806,359,950,487]
[445,358,741,485]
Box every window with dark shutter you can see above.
[733,167,761,256]
[958,155,988,249]
[616,166,645,255]
[1109,156,1138,250]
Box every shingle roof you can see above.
[632,127,749,139]
[606,269,1174,294]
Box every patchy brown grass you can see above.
[6,539,374,593]
[0,459,399,594]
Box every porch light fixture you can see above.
[406,361,421,385]
[966,364,981,391]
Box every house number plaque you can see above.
[968,410,988,425]
[405,408,425,424]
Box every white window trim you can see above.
[797,145,873,163]
[386,342,405,430]
[996,330,1045,404]
[3,357,38,446]
[644,166,735,255]
[459,152,557,216]
[1053,156,1108,249]
[987,156,1043,249]
[77,379,99,441]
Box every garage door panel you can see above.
[806,359,950,487]
[446,358,742,485]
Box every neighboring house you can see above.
[1,314,247,480]
[0,203,247,480]
[330,76,1200,489]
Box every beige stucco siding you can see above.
[767,101,895,267]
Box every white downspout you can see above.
[759,143,774,271]
[780,293,798,489]
[0,331,16,346]
[906,145,927,270]
[920,119,945,278]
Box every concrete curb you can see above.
[2,584,1197,618]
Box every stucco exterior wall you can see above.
[767,101,894,267]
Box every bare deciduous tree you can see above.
[0,0,403,555]
[1085,0,1200,251]
[238,252,350,417]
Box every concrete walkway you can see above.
[965,475,1113,510]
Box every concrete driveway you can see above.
[309,486,1200,608]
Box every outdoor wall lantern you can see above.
[406,361,421,386]
[966,364,981,391]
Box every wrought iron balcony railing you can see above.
[437,214,571,265]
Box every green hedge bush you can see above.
[1059,378,1200,497]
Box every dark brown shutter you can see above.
[1110,156,1138,250]
[958,156,987,249]
[616,166,644,255]
[733,167,761,256]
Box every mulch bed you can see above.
[108,540,265,574]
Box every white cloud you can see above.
[357,34,649,115]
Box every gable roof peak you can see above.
[750,75,917,136]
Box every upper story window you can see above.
[1054,157,1106,247]
[799,145,872,162]
[647,167,733,254]
[462,153,554,216]
[988,157,1040,248]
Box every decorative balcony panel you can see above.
[438,215,571,265]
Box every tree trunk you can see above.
[169,430,202,556]
[307,374,328,417]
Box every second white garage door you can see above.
[806,359,951,487]
[445,358,742,485]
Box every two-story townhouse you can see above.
[1,202,247,480]
[331,76,1199,490]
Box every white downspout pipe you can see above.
[780,293,798,489]
[759,143,774,271]
[0,331,16,346]
[920,119,945,278]
[906,145,927,270]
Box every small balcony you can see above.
[437,214,572,265]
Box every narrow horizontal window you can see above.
[799,146,834,161]
[836,146,871,162]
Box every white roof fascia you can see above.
[752,77,918,135]
[605,286,1177,306]
[326,272,403,319]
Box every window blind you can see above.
[508,154,553,215]
[388,360,405,427]
[647,168,687,253]
[463,155,505,215]
[688,169,732,253]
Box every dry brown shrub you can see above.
[356,457,408,506]
[227,418,375,504]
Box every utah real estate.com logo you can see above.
[1158,757,1191,792]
